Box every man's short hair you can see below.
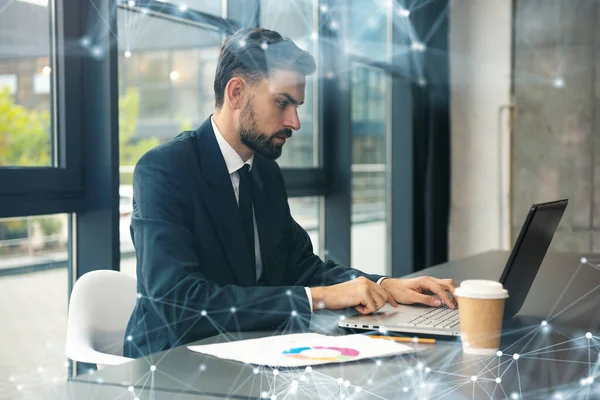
[213,28,316,108]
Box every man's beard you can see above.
[238,102,291,160]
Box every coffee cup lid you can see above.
[454,279,509,299]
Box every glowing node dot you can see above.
[581,257,588,264]
[339,315,346,321]
[541,320,548,326]
[511,392,520,399]
[337,377,343,384]
[128,386,134,392]
[199,364,206,371]
[320,4,328,13]
[137,293,142,299]
[230,306,236,313]
[425,367,431,373]
[239,40,246,47]
[300,375,307,382]
[179,4,187,12]
[134,398,140,400]
[344,380,351,387]
[350,274,357,279]
[16,385,23,391]
[397,7,410,17]
[291,380,298,388]
[305,366,312,372]
[37,367,44,373]
[553,78,564,89]
[150,365,156,372]
[496,377,502,384]
[412,337,419,343]
[128,0,135,7]
[201,310,207,316]
[585,332,592,339]
[80,36,91,47]
[497,350,503,357]
[330,20,340,30]
[586,376,595,384]
[368,379,373,385]
[260,42,268,50]
[513,353,520,360]
[355,386,362,393]
[253,368,259,374]
[124,50,131,58]
[418,78,427,87]
[9,376,15,382]
[286,290,292,296]
[376,359,382,366]
[311,32,318,41]
[403,386,409,392]
[406,368,413,376]
[411,42,426,52]
[417,362,424,370]
[273,369,279,376]
[261,392,268,399]
[270,395,277,400]
[471,376,477,382]
[291,310,297,317]
[127,335,133,341]
[420,383,426,388]
[91,46,102,58]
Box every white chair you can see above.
[66,270,137,369]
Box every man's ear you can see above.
[225,77,245,110]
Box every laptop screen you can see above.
[500,199,568,319]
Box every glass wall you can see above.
[0,0,53,167]
[0,214,69,399]
[259,0,318,167]
[350,65,390,276]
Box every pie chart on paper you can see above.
[283,346,360,362]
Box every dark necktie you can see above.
[238,164,255,271]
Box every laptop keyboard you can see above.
[405,307,460,329]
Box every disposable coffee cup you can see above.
[454,280,509,355]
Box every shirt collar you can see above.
[211,115,254,175]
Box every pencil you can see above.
[368,335,436,344]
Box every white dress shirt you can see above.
[211,117,387,313]
[210,117,316,309]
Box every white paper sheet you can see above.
[187,333,416,367]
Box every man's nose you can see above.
[284,108,301,131]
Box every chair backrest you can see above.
[66,270,137,365]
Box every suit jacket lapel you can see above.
[192,119,256,286]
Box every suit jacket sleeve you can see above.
[130,147,311,350]
[274,169,385,287]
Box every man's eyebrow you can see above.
[277,93,304,106]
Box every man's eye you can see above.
[277,100,288,109]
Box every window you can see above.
[260,0,318,167]
[351,65,390,276]
[0,1,52,167]
[118,9,223,270]
[0,214,70,399]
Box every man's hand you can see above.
[381,277,457,309]
[311,276,399,314]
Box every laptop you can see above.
[339,199,568,336]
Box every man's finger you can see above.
[411,292,443,307]
[423,280,456,309]
[369,286,387,310]
[375,282,398,307]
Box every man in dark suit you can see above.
[123,28,456,358]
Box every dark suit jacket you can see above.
[123,118,384,358]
